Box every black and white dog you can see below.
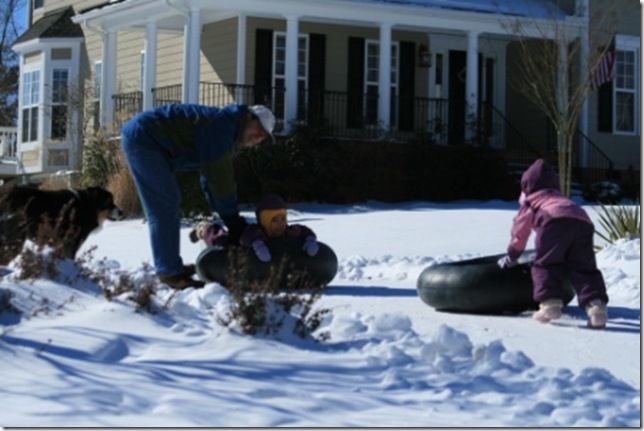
[0,184,125,264]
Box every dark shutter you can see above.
[398,41,415,131]
[347,37,364,128]
[308,33,326,126]
[597,81,613,133]
[254,29,273,106]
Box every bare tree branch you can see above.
[501,0,623,197]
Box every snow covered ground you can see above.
[0,199,640,427]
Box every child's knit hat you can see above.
[255,193,287,233]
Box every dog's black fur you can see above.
[0,184,125,264]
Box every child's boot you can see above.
[586,300,608,329]
[532,298,563,323]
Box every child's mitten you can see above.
[497,255,518,269]
[302,236,319,256]
[252,240,271,262]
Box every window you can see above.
[21,70,40,143]
[33,0,44,10]
[51,68,69,139]
[614,49,637,134]
[605,34,640,135]
[273,33,308,122]
[364,41,399,128]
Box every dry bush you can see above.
[0,190,27,265]
[217,247,330,341]
[107,152,142,217]
[39,172,81,191]
[9,203,82,281]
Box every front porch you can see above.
[111,82,614,187]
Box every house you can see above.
[6,0,641,190]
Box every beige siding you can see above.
[23,51,42,65]
[156,34,185,87]
[201,19,237,84]
[21,150,40,167]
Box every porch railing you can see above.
[573,129,615,184]
[112,82,613,182]
[113,83,533,149]
[0,126,18,159]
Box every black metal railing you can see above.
[111,82,614,187]
[573,129,615,184]
[113,83,522,146]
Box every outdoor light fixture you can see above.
[418,44,431,67]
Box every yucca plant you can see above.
[595,204,641,245]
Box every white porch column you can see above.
[182,7,202,104]
[236,14,247,104]
[378,22,392,131]
[284,15,300,133]
[143,20,158,111]
[465,30,480,139]
[102,30,117,129]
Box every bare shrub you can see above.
[9,204,84,281]
[107,152,142,217]
[0,191,27,265]
[217,247,330,341]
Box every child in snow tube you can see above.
[190,192,319,258]
[497,158,609,328]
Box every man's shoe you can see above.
[159,272,205,290]
[183,263,196,277]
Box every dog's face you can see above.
[87,187,126,223]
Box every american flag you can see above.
[591,39,616,90]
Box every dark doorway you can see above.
[449,50,491,145]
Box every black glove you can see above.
[222,214,248,245]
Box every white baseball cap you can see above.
[249,105,276,144]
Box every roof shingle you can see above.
[14,6,84,46]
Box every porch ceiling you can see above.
[72,0,581,39]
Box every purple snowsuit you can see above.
[506,159,608,308]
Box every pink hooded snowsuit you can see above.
[506,159,608,308]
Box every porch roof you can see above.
[72,0,578,39]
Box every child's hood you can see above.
[255,193,287,217]
[255,193,287,232]
[521,158,560,195]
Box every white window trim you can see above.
[364,39,400,129]
[20,67,41,144]
[613,34,640,136]
[272,32,309,121]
